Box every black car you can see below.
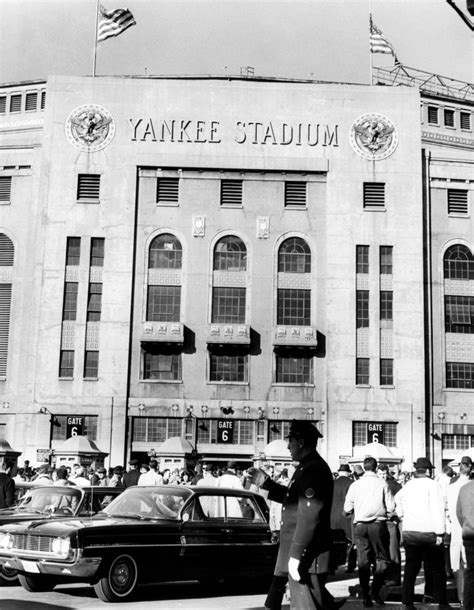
[0,485,277,602]
[0,485,122,585]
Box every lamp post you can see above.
[38,407,61,465]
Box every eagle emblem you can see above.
[65,104,115,152]
[350,113,398,161]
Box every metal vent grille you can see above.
[460,112,471,131]
[363,183,385,209]
[220,180,243,206]
[0,97,6,114]
[77,174,100,200]
[12,534,54,554]
[0,284,12,377]
[0,234,14,266]
[0,177,12,202]
[9,95,21,113]
[25,93,38,112]
[448,189,468,215]
[41,91,46,110]
[156,178,179,204]
[284,182,306,207]
[444,109,455,128]
[428,106,438,124]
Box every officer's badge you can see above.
[305,488,315,499]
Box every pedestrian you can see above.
[395,456,450,610]
[138,459,163,485]
[343,456,394,607]
[122,459,140,488]
[32,463,53,485]
[331,464,354,573]
[53,467,74,486]
[96,466,110,486]
[0,460,15,508]
[72,465,91,487]
[456,467,474,610]
[109,466,124,488]
[196,462,217,487]
[216,461,243,489]
[247,420,338,609]
[377,463,402,586]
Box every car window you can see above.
[18,488,81,513]
[105,488,189,520]
[185,495,264,522]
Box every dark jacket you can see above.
[263,450,334,576]
[0,472,15,508]
[330,475,353,538]
[122,469,140,488]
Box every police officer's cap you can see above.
[287,420,323,444]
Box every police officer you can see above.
[247,420,336,609]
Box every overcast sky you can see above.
[0,0,472,85]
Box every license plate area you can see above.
[21,560,40,573]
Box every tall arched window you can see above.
[444,244,474,280]
[149,234,182,269]
[0,233,14,377]
[213,235,247,271]
[278,237,311,273]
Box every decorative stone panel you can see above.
[273,326,317,347]
[148,270,182,285]
[356,274,369,290]
[65,266,79,281]
[380,329,393,358]
[356,328,369,357]
[213,271,247,287]
[61,321,75,349]
[89,267,103,283]
[207,324,250,344]
[277,273,311,289]
[380,274,393,291]
[141,321,184,343]
[0,268,13,283]
[256,216,270,239]
[445,333,474,362]
[444,279,474,296]
[85,322,100,350]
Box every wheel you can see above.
[93,554,138,602]
[18,573,56,592]
[0,565,19,586]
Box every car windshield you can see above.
[103,486,193,521]
[16,487,82,514]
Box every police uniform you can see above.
[262,421,334,609]
[122,459,141,488]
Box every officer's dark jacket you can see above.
[263,450,333,575]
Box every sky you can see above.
[0,0,472,86]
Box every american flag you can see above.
[97,5,136,42]
[370,15,398,61]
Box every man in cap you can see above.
[217,460,243,489]
[123,459,140,488]
[395,457,450,610]
[0,460,15,508]
[456,457,474,610]
[247,420,336,609]
[96,466,110,486]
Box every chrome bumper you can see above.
[0,553,101,579]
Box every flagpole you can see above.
[92,0,100,77]
[369,2,373,86]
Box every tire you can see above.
[18,573,56,592]
[0,565,18,586]
[93,554,138,602]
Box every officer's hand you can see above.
[245,467,267,487]
[288,557,301,582]
[435,535,443,546]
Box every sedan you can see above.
[0,485,277,602]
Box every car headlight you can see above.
[51,537,71,557]
[0,532,13,550]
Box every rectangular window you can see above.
[446,362,474,389]
[209,353,248,382]
[62,282,78,321]
[380,358,393,386]
[380,246,393,274]
[0,96,6,114]
[460,112,471,131]
[0,284,12,377]
[212,287,246,324]
[428,106,439,124]
[380,291,393,327]
[445,295,474,333]
[275,351,313,384]
[59,350,74,378]
[221,180,243,206]
[133,418,183,443]
[444,108,455,128]
[77,174,100,201]
[277,289,311,326]
[268,421,292,443]
[356,245,369,274]
[442,434,474,450]
[284,182,306,207]
[10,94,21,113]
[41,91,46,110]
[66,237,81,266]
[52,415,97,440]
[142,346,182,381]
[363,182,385,210]
[448,189,469,215]
[156,178,179,204]
[356,358,369,385]
[87,283,102,321]
[353,421,367,446]
[356,290,369,328]
[25,92,38,112]
[353,421,397,448]
[0,177,12,203]
[84,350,99,378]
[147,285,181,322]
[90,237,105,266]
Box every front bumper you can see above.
[0,552,101,580]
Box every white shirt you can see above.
[138,470,163,486]
[395,476,445,535]
[343,471,394,523]
[216,472,243,489]
[196,473,217,487]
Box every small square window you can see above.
[363,182,385,210]
[77,174,100,201]
[66,237,81,266]
[444,109,455,128]
[356,358,369,385]
[448,189,468,215]
[0,177,12,203]
[25,92,38,112]
[157,178,179,204]
[460,112,471,131]
[59,350,74,378]
[428,106,439,124]
[90,238,105,267]
[9,95,21,113]
[356,245,369,274]
[284,182,306,207]
[221,180,243,206]
[84,351,99,378]
[380,246,393,274]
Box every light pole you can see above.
[38,407,61,464]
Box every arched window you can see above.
[278,237,311,273]
[0,233,14,266]
[0,233,13,377]
[444,244,474,280]
[149,234,182,270]
[213,236,247,271]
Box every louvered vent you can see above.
[41,91,46,110]
[444,109,455,128]
[156,178,179,204]
[363,183,385,209]
[460,112,471,131]
[284,182,307,207]
[10,95,21,113]
[77,174,100,200]
[0,177,12,202]
[221,180,243,206]
[448,189,468,215]
[0,97,6,114]
[25,93,38,112]
[428,106,438,124]
[0,234,14,266]
[0,284,12,377]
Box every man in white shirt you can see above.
[138,460,163,486]
[344,456,394,608]
[196,462,217,487]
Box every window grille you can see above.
[443,244,474,279]
[210,353,248,382]
[356,245,369,274]
[380,358,393,385]
[268,421,292,442]
[66,237,81,266]
[156,178,179,204]
[275,353,313,384]
[146,285,181,322]
[41,91,46,110]
[460,112,471,131]
[380,291,393,322]
[448,189,468,215]
[0,284,12,377]
[442,434,474,450]
[444,109,455,128]
[25,92,37,112]
[84,351,99,378]
[220,180,243,206]
[9,95,21,113]
[214,236,247,271]
[363,183,385,210]
[284,182,306,207]
[356,358,369,385]
[277,289,311,326]
[380,246,393,274]
[77,174,100,200]
[428,106,439,124]
[0,177,12,203]
[0,97,6,114]
[87,283,102,321]
[149,234,182,269]
[62,283,78,321]
[0,234,14,266]
[356,290,369,328]
[59,350,74,378]
[278,238,311,273]
[446,362,474,388]
[211,287,246,324]
[445,296,474,333]
[90,238,105,267]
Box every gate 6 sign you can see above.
[66,416,84,438]
[217,419,234,444]
[367,422,384,444]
